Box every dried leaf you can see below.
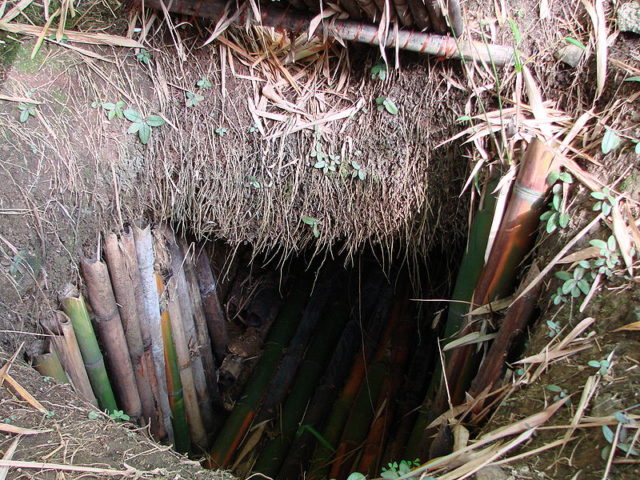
[613,322,640,332]
[0,437,19,480]
[443,332,498,352]
[1,373,48,414]
[611,203,634,275]
[0,424,52,435]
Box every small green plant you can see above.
[248,125,258,133]
[540,170,572,233]
[591,187,616,216]
[546,319,561,337]
[44,410,55,419]
[601,411,639,459]
[375,96,399,115]
[87,411,101,420]
[215,127,227,136]
[100,101,126,120]
[186,91,204,107]
[302,216,321,238]
[109,410,130,422]
[135,48,152,65]
[381,459,421,479]
[588,358,611,376]
[564,37,587,50]
[3,415,16,424]
[553,267,591,300]
[602,127,622,154]
[345,474,366,480]
[350,160,366,181]
[123,109,165,145]
[197,77,212,88]
[247,176,261,189]
[588,235,622,277]
[546,385,571,405]
[310,140,340,174]
[18,103,37,122]
[370,61,387,81]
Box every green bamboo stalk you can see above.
[157,273,191,454]
[60,286,117,412]
[32,342,69,383]
[208,271,311,468]
[252,298,350,477]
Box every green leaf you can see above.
[559,172,573,183]
[123,109,142,123]
[591,191,606,200]
[589,239,607,250]
[296,425,335,451]
[540,211,553,221]
[588,360,602,368]
[108,110,116,120]
[508,18,522,45]
[346,474,366,480]
[555,271,572,281]
[607,235,617,251]
[547,170,561,185]
[383,98,399,115]
[102,102,115,110]
[128,122,141,134]
[138,123,151,144]
[602,128,622,154]
[145,115,165,127]
[456,115,471,122]
[559,213,570,228]
[302,216,318,226]
[547,385,562,392]
[564,37,587,50]
[552,194,561,211]
[636,142,640,154]
[87,411,100,420]
[602,425,615,443]
[375,96,385,105]
[19,109,29,122]
[624,76,640,82]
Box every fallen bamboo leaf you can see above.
[624,203,640,252]
[515,345,590,365]
[2,373,48,414]
[492,435,578,467]
[557,246,600,264]
[0,94,44,104]
[0,424,52,435]
[523,67,553,139]
[612,202,634,275]
[0,460,153,476]
[0,343,24,386]
[560,375,599,455]
[1,0,34,22]
[443,332,498,352]
[466,296,514,316]
[613,322,640,332]
[557,317,596,350]
[0,437,19,480]
[0,21,143,48]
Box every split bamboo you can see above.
[252,298,350,477]
[80,257,142,420]
[40,311,97,406]
[208,273,312,468]
[181,239,222,416]
[103,232,157,429]
[121,227,166,441]
[156,273,191,453]
[134,226,174,441]
[138,0,514,65]
[194,245,229,362]
[32,342,69,383]
[60,288,117,412]
[441,138,554,407]
[166,275,208,449]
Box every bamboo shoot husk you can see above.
[442,138,554,407]
[252,298,350,477]
[60,288,117,412]
[194,245,229,362]
[80,257,142,420]
[209,272,311,468]
[32,342,69,383]
[181,240,222,415]
[103,232,158,430]
[134,225,174,441]
[156,273,191,453]
[41,311,97,406]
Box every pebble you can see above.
[619,1,640,34]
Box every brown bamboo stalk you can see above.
[407,0,430,30]
[137,0,515,66]
[194,245,229,362]
[468,263,543,408]
[103,232,158,430]
[441,139,554,407]
[40,311,97,406]
[181,240,222,414]
[166,276,209,449]
[393,0,414,27]
[425,0,447,33]
[121,227,166,441]
[80,257,142,420]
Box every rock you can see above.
[475,466,510,480]
[619,2,640,34]
[555,44,587,67]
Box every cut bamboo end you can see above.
[32,342,69,384]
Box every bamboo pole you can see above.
[103,232,158,430]
[194,245,229,362]
[357,297,413,475]
[137,0,514,65]
[161,230,217,436]
[32,342,69,383]
[252,298,350,477]
[133,226,174,442]
[80,257,142,420]
[40,311,97,406]
[121,228,166,441]
[166,275,208,449]
[60,288,117,412]
[180,240,222,416]
[156,273,191,454]
[208,273,311,468]
[441,138,554,407]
